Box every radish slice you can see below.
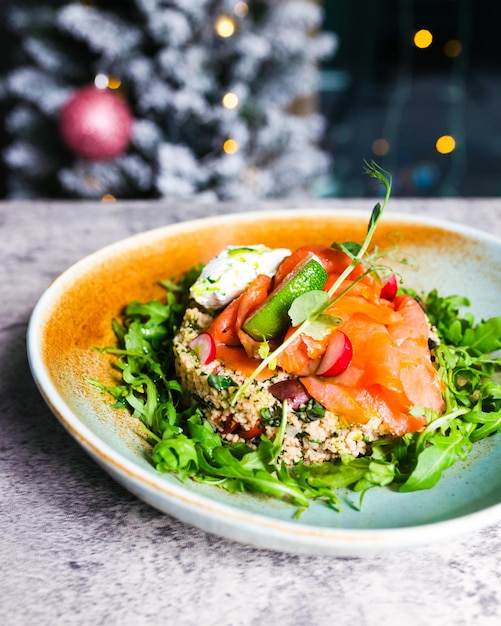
[188,332,216,365]
[380,273,398,301]
[316,330,353,377]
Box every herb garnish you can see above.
[231,160,393,406]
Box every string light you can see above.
[94,73,108,89]
[414,29,433,49]
[223,139,239,154]
[222,92,239,109]
[215,16,236,38]
[234,2,249,17]
[436,135,456,154]
[94,74,122,90]
[328,1,474,195]
[107,76,122,90]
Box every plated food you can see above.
[173,248,442,466]
[90,165,501,515]
[27,171,501,555]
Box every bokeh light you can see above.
[94,73,108,89]
[414,29,433,49]
[371,138,390,156]
[94,74,122,90]
[234,2,249,17]
[444,39,463,58]
[411,163,439,189]
[223,139,239,154]
[215,16,236,38]
[436,135,456,154]
[222,92,239,109]
[107,76,122,90]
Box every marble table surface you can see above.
[2,196,501,626]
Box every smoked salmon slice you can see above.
[301,292,445,434]
[208,295,242,346]
[276,326,329,376]
[273,245,376,288]
[208,274,272,357]
[235,274,272,359]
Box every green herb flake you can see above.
[207,374,237,391]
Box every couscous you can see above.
[173,305,391,466]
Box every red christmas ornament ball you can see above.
[59,86,132,161]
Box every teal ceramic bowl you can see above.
[27,209,501,556]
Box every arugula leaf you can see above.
[462,317,501,354]
[390,290,501,491]
[294,456,394,492]
[399,418,473,491]
[192,438,310,507]
[186,412,223,454]
[466,409,501,442]
[152,435,199,479]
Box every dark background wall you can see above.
[320,0,501,197]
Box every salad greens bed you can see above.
[89,165,501,515]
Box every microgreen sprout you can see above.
[231,161,393,406]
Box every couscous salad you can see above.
[90,164,501,514]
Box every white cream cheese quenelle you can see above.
[190,245,291,310]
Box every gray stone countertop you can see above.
[1,197,501,626]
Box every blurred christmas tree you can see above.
[0,1,336,200]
